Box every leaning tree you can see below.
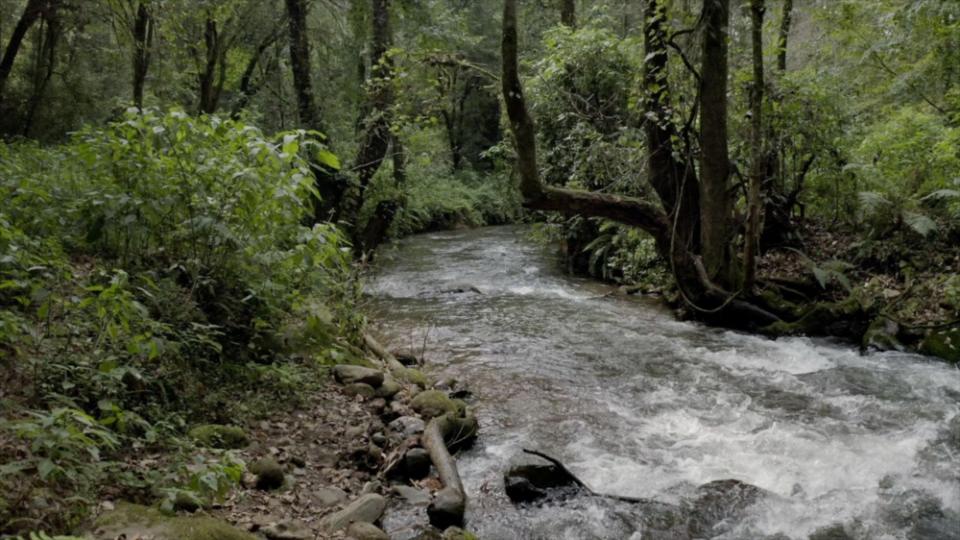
[501,0,848,331]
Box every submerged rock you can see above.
[188,424,249,449]
[687,479,764,538]
[322,493,387,532]
[92,502,256,540]
[334,365,385,387]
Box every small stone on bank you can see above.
[346,522,390,540]
[333,365,385,387]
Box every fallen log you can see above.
[423,417,466,528]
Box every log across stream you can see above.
[368,225,960,540]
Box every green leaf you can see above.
[316,149,341,171]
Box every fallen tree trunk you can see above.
[423,418,466,528]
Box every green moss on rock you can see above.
[93,503,255,540]
[188,424,249,449]
[410,390,465,419]
[920,328,960,364]
[398,367,430,389]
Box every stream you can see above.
[367,225,960,540]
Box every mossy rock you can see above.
[920,328,960,364]
[188,424,248,449]
[92,502,256,540]
[436,412,479,451]
[410,390,465,419]
[248,458,285,490]
[862,318,903,352]
[762,297,867,339]
[397,367,431,389]
[442,527,480,540]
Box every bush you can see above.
[0,109,358,532]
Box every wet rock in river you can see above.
[503,451,583,504]
[687,479,764,538]
[334,365,385,387]
[428,486,466,529]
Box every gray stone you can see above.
[375,377,402,399]
[261,520,311,540]
[392,485,431,506]
[315,486,348,507]
[388,416,425,438]
[503,452,580,503]
[344,383,377,399]
[333,365,385,387]
[427,487,464,529]
[403,448,432,479]
[322,494,387,532]
[346,522,390,540]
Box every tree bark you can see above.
[743,0,765,291]
[0,0,46,109]
[198,15,221,114]
[231,21,284,118]
[777,0,793,72]
[22,8,59,137]
[560,0,576,28]
[284,0,343,222]
[697,0,733,283]
[132,1,153,109]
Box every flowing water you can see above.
[366,226,960,540]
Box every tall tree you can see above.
[21,4,60,136]
[560,0,575,28]
[197,14,226,114]
[697,0,732,283]
[0,0,48,109]
[132,1,153,109]
[743,0,766,290]
[284,0,344,221]
[502,0,778,324]
[776,0,792,72]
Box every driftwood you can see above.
[363,332,407,373]
[423,418,466,528]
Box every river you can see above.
[367,225,960,540]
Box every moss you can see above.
[248,458,284,490]
[188,424,249,449]
[920,328,960,364]
[410,390,465,419]
[762,297,865,338]
[443,527,480,540]
[93,503,256,540]
[398,367,431,389]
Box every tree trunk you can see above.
[0,0,45,109]
[560,0,576,28]
[502,0,781,326]
[743,0,765,291]
[340,0,395,235]
[285,0,343,222]
[697,0,733,284]
[777,0,793,72]
[231,22,284,119]
[198,15,221,114]
[132,1,153,109]
[22,8,59,137]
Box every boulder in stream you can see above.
[503,451,584,504]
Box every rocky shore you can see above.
[83,337,479,540]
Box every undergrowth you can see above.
[0,109,364,535]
